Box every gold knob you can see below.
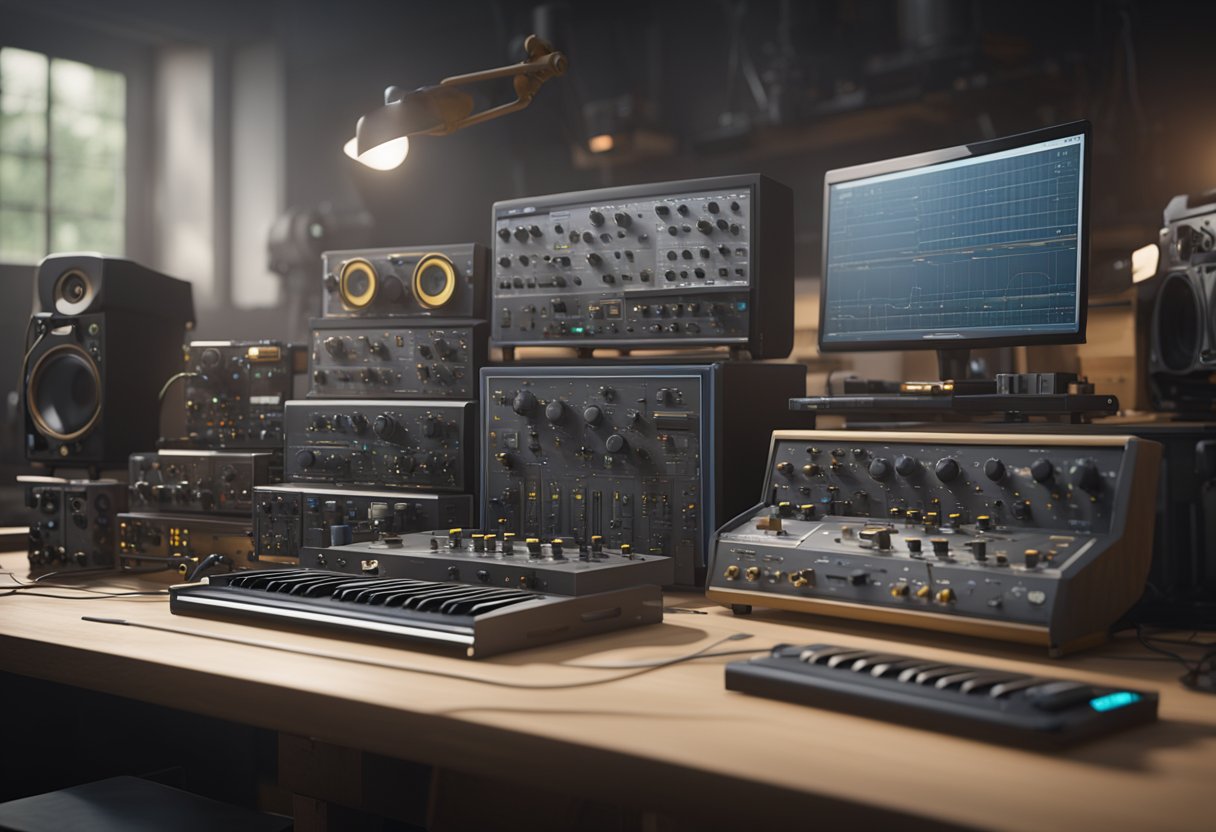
[890,583,909,598]
[723,564,740,580]
[915,584,931,599]
[744,566,762,581]
[936,587,955,603]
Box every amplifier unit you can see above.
[284,399,475,492]
[706,431,1161,655]
[308,318,487,400]
[168,341,303,450]
[321,244,487,319]
[253,484,475,560]
[23,478,128,573]
[118,512,257,570]
[490,175,793,359]
[129,450,280,515]
[480,362,806,585]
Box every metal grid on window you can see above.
[0,47,125,263]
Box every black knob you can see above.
[586,252,602,267]
[893,455,917,476]
[605,434,626,454]
[655,205,670,217]
[776,461,794,476]
[1072,459,1103,495]
[433,337,453,358]
[583,405,603,426]
[513,227,528,242]
[528,224,542,237]
[295,449,316,469]
[906,538,922,554]
[589,210,605,226]
[498,256,510,268]
[1030,458,1054,483]
[497,228,511,241]
[613,212,631,227]
[930,538,950,559]
[323,336,345,358]
[984,458,1007,482]
[868,458,893,481]
[697,219,713,234]
[348,412,368,433]
[512,390,538,416]
[373,414,402,441]
[545,400,566,423]
[968,540,988,561]
[934,457,960,483]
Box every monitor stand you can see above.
[936,348,973,382]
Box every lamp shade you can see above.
[353,85,476,155]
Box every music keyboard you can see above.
[170,570,663,657]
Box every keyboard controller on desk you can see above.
[707,431,1162,655]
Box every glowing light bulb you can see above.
[343,136,409,171]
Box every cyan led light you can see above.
[1089,691,1141,712]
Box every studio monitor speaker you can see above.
[23,254,195,468]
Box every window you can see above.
[0,47,126,263]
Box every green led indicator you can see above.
[571,326,585,334]
[1089,691,1140,712]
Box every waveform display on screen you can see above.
[822,137,1083,344]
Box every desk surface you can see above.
[1,551,1212,832]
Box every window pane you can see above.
[51,161,123,218]
[51,214,122,254]
[0,153,47,208]
[51,58,125,119]
[51,111,124,167]
[0,207,46,262]
[0,112,47,154]
[0,48,48,101]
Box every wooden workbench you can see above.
[0,551,1212,831]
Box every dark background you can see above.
[3,0,1216,516]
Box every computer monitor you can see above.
[818,120,1089,378]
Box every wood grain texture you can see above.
[1,552,1212,831]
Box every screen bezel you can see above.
[817,120,1091,353]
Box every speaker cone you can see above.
[1154,271,1201,374]
[53,269,95,316]
[339,258,378,308]
[28,344,101,442]
[412,254,456,309]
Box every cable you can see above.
[185,553,230,583]
[80,619,764,689]
[158,371,200,402]
[1,589,168,599]
[562,646,766,669]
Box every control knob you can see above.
[605,434,627,454]
[1071,458,1103,495]
[984,458,1007,482]
[868,458,893,481]
[934,457,960,483]
[582,405,603,426]
[1030,458,1054,483]
[295,450,316,469]
[894,455,918,476]
[586,252,602,267]
[776,461,794,476]
[323,337,346,358]
[512,390,538,416]
[589,210,605,227]
[373,414,405,443]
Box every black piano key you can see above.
[436,588,529,615]
[461,594,537,616]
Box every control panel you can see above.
[707,431,1162,654]
[491,175,792,358]
[128,450,279,515]
[118,512,255,570]
[175,341,303,450]
[284,399,475,492]
[24,478,128,572]
[308,318,486,400]
[481,363,807,586]
[299,528,674,596]
[321,244,487,319]
[254,484,475,560]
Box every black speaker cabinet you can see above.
[23,255,195,468]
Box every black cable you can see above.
[79,619,764,689]
[1,589,169,599]
[185,553,229,583]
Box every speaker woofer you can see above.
[339,258,378,309]
[1154,271,1202,374]
[412,254,456,309]
[53,269,95,316]
[27,344,102,442]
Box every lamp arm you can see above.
[430,35,567,134]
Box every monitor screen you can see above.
[818,122,1088,351]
